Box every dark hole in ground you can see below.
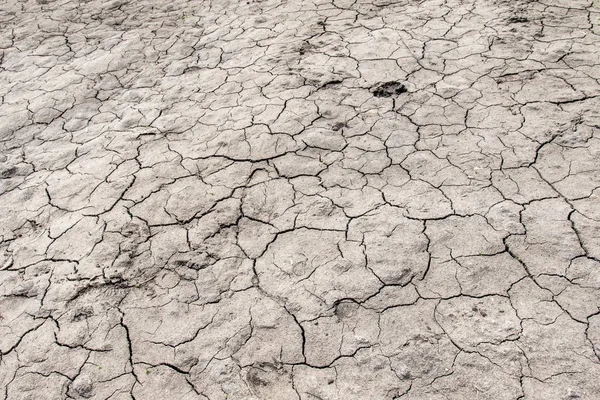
[508,16,528,23]
[332,121,347,131]
[372,81,407,98]
[0,167,17,178]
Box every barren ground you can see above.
[1,0,600,398]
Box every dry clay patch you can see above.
[0,0,600,398]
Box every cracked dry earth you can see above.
[2,0,600,399]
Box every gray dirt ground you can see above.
[1,0,600,398]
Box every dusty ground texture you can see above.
[1,0,600,398]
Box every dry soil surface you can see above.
[1,0,600,399]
